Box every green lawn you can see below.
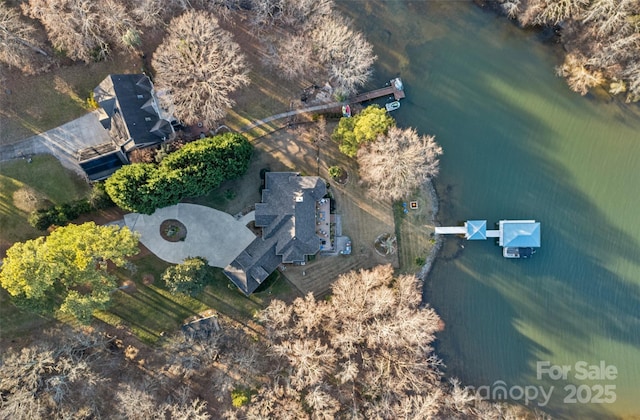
[2,252,299,346]
[392,190,437,274]
[96,254,300,345]
[0,56,141,145]
[0,289,56,343]
[0,155,90,251]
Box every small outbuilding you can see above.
[466,220,487,240]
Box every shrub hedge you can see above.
[105,133,252,214]
[28,182,115,231]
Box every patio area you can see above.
[316,198,332,251]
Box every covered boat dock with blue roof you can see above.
[498,220,541,248]
[466,220,487,240]
[435,219,541,258]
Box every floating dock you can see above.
[435,219,541,258]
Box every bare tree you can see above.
[312,14,376,96]
[241,383,308,419]
[252,265,452,418]
[0,2,48,73]
[263,31,319,81]
[555,53,606,95]
[23,0,106,62]
[519,0,588,26]
[581,0,635,37]
[152,10,250,126]
[0,329,110,419]
[272,338,336,390]
[250,0,333,29]
[357,126,442,202]
[304,385,339,420]
[130,0,166,27]
[23,0,141,62]
[165,397,211,420]
[115,383,166,419]
[253,2,375,96]
[164,332,222,379]
[507,0,640,101]
[100,0,142,49]
[499,0,521,19]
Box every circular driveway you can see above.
[123,203,256,267]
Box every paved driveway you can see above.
[124,203,256,267]
[0,111,111,177]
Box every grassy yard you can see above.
[0,289,56,344]
[0,53,141,145]
[0,154,90,256]
[1,252,299,347]
[95,253,300,345]
[392,186,438,274]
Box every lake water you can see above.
[341,1,640,418]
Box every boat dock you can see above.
[349,78,406,103]
[435,219,541,258]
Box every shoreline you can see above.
[418,178,443,283]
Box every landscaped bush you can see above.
[332,105,395,157]
[28,181,115,231]
[88,181,115,210]
[231,387,252,408]
[28,199,93,230]
[162,257,209,296]
[105,133,253,214]
[328,165,342,179]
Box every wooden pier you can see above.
[349,78,406,103]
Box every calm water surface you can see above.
[341,1,640,417]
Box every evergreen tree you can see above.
[332,105,395,157]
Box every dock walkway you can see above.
[240,78,405,133]
[434,226,466,235]
[350,79,405,103]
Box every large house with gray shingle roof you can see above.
[224,172,327,295]
[78,74,176,181]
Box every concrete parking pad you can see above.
[124,203,256,267]
[0,111,112,176]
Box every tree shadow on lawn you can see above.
[105,258,298,345]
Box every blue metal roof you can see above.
[502,222,541,247]
[466,220,487,240]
